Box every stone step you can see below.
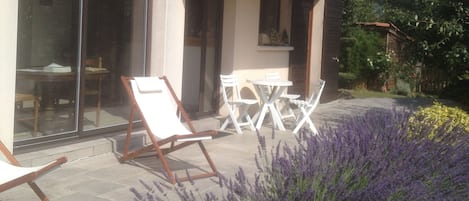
[15,116,221,166]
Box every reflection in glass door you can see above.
[82,0,147,131]
[182,0,222,115]
[14,0,148,143]
[15,0,80,139]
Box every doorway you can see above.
[289,0,313,97]
[181,0,223,116]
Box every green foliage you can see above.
[338,72,358,89]
[394,79,411,96]
[393,63,419,93]
[383,0,469,81]
[340,27,384,83]
[409,101,469,140]
[338,89,405,99]
[440,79,469,112]
[342,0,468,90]
[366,51,395,85]
[342,0,382,28]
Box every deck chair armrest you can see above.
[176,130,217,142]
[0,171,37,192]
[35,156,68,176]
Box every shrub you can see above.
[338,72,358,89]
[440,79,469,112]
[409,101,469,140]
[340,27,384,82]
[394,78,411,96]
[132,109,469,200]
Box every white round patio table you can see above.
[248,79,293,131]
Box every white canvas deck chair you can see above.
[120,76,218,184]
[220,74,258,134]
[290,79,325,134]
[264,72,300,121]
[0,140,67,201]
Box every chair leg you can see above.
[96,78,102,127]
[198,141,218,174]
[309,122,319,134]
[231,114,243,134]
[293,107,318,134]
[230,111,243,134]
[28,182,48,201]
[283,103,296,120]
[221,105,256,134]
[96,98,101,127]
[153,142,176,184]
[292,108,310,134]
[220,118,230,131]
[245,114,256,131]
[33,96,39,136]
[239,105,255,131]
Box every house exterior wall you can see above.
[0,0,18,151]
[220,0,294,115]
[309,0,325,93]
[0,0,335,148]
[149,0,185,97]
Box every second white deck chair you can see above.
[290,79,325,134]
[264,72,300,120]
[220,74,258,134]
[120,76,218,184]
[0,139,67,200]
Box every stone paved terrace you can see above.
[0,98,436,200]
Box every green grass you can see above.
[339,89,406,99]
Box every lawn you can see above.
[339,89,406,99]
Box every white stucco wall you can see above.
[219,0,295,117]
[221,0,292,98]
[149,0,185,98]
[0,0,18,151]
[309,0,325,93]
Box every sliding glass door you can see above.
[82,0,147,131]
[14,0,148,144]
[15,0,80,139]
[182,0,222,115]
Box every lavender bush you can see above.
[132,109,469,200]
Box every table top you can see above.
[17,68,109,81]
[248,79,292,86]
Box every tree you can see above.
[342,0,381,29]
[341,0,390,89]
[383,0,469,81]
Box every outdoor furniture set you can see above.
[220,73,325,134]
[1,73,324,199]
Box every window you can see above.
[258,0,292,46]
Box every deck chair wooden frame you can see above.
[120,76,218,184]
[0,140,67,200]
[291,79,325,134]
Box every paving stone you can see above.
[56,192,111,201]
[1,98,435,200]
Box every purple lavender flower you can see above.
[131,109,469,200]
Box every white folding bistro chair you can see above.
[290,79,325,134]
[220,74,258,134]
[264,72,300,121]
